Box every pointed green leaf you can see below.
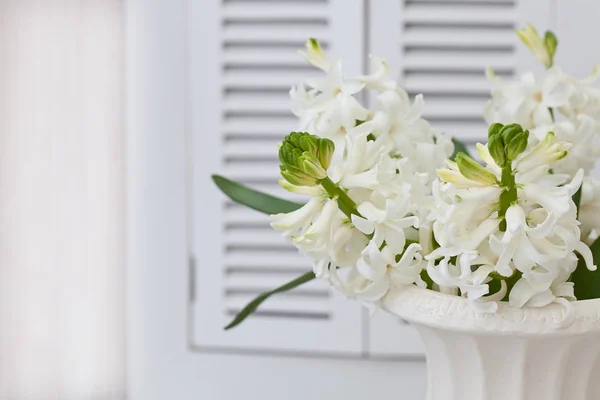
[572,238,600,300]
[573,186,582,219]
[451,138,470,161]
[224,271,316,329]
[212,175,302,214]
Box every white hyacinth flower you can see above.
[484,67,572,129]
[529,115,600,176]
[352,197,419,255]
[344,241,425,302]
[370,88,454,179]
[426,252,506,313]
[430,127,595,316]
[579,177,600,244]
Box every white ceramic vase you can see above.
[382,285,600,400]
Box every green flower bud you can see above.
[317,138,335,170]
[488,135,507,168]
[299,38,330,71]
[298,153,327,180]
[516,24,552,68]
[280,167,318,187]
[499,123,524,145]
[456,152,497,186]
[279,132,335,186]
[488,122,504,140]
[505,130,530,161]
[544,31,558,66]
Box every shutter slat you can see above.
[226,230,296,246]
[403,30,515,48]
[224,253,311,269]
[223,71,319,88]
[405,74,497,94]
[224,97,291,113]
[403,8,515,24]
[222,4,329,20]
[225,296,329,315]
[224,27,331,44]
[403,54,514,71]
[422,98,486,118]
[225,274,323,292]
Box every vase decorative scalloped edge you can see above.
[382,286,600,400]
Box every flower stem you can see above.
[498,165,518,232]
[319,176,361,219]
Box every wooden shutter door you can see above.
[190,0,366,355]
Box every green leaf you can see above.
[451,138,470,161]
[572,237,600,300]
[212,175,302,214]
[224,271,316,329]
[573,186,582,219]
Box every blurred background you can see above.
[0,0,598,399]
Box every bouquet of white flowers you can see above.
[213,25,600,329]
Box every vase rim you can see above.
[381,285,600,336]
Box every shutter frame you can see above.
[190,0,365,355]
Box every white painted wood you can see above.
[190,0,365,354]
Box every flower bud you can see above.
[317,138,335,170]
[499,123,524,145]
[299,153,327,180]
[544,31,558,64]
[505,130,529,161]
[488,134,507,168]
[488,122,504,140]
[279,132,335,186]
[299,38,330,71]
[456,152,497,186]
[280,167,318,187]
[516,24,558,68]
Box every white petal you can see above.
[356,257,385,282]
[506,204,526,236]
[509,278,537,308]
[351,214,375,236]
[356,276,390,302]
[575,241,597,271]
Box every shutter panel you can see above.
[367,0,551,358]
[190,0,366,354]
[398,0,520,143]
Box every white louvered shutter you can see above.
[190,0,366,354]
[366,0,552,357]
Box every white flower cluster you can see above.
[484,66,600,176]
[272,39,452,302]
[431,132,595,317]
[266,35,599,322]
[484,25,600,251]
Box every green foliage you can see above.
[573,186,582,219]
[572,238,600,300]
[224,271,316,329]
[450,138,470,161]
[212,175,302,214]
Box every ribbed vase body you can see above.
[381,286,600,400]
[416,324,600,400]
